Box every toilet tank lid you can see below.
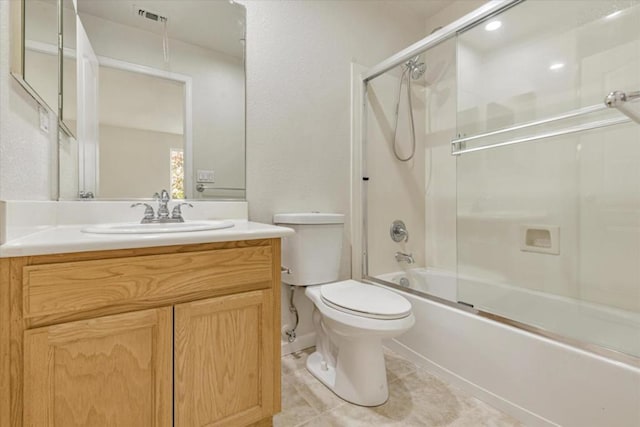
[273,213,345,225]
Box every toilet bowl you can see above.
[273,213,415,407]
[305,280,414,406]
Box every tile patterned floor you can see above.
[275,347,523,427]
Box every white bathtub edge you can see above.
[384,339,559,427]
[385,286,640,427]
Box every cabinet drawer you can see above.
[23,246,273,321]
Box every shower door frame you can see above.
[356,0,639,368]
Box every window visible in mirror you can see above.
[171,149,185,199]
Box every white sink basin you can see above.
[82,220,235,234]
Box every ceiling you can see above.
[77,0,245,58]
[76,1,455,59]
[392,0,452,20]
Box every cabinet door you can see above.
[174,290,275,427]
[24,308,173,427]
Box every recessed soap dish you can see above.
[520,225,560,255]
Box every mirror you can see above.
[60,0,246,200]
[20,0,59,113]
[60,0,77,135]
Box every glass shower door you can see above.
[455,0,640,358]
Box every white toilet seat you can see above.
[320,280,412,320]
[306,282,415,334]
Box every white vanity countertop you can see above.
[0,220,294,257]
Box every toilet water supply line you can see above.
[285,285,299,343]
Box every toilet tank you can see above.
[273,213,345,286]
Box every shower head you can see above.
[411,62,426,80]
[405,56,426,80]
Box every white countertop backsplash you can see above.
[0,200,293,257]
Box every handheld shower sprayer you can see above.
[393,55,426,161]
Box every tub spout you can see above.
[395,251,415,264]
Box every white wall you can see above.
[0,0,56,201]
[366,70,426,276]
[98,124,182,199]
[241,0,427,351]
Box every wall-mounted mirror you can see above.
[60,0,246,200]
[16,0,59,114]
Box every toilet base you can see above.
[306,351,337,392]
[306,338,389,407]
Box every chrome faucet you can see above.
[395,251,415,264]
[131,190,193,223]
[154,189,171,220]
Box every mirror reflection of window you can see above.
[170,148,184,199]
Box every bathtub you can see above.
[378,267,640,358]
[378,267,458,302]
[372,268,640,427]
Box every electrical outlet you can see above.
[197,169,215,183]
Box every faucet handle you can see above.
[131,203,155,223]
[78,191,94,199]
[171,202,193,222]
[152,190,170,202]
[154,190,172,219]
[390,220,409,243]
[160,189,170,202]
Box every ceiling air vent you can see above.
[134,7,167,23]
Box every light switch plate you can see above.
[197,169,215,183]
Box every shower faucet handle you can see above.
[390,220,409,243]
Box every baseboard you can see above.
[280,332,315,356]
[384,339,558,427]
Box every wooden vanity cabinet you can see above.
[0,238,282,427]
[24,308,174,427]
[174,290,274,427]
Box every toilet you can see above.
[274,213,415,407]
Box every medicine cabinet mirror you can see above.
[13,0,59,115]
[59,0,246,200]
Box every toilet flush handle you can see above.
[281,266,292,274]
